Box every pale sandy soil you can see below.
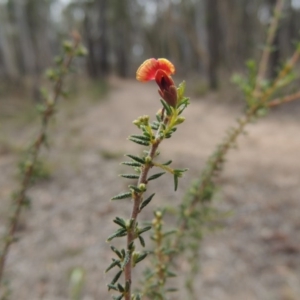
[0,79,300,300]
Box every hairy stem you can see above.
[0,38,80,284]
[268,91,300,107]
[173,43,300,254]
[124,116,169,300]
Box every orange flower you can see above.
[136,58,177,107]
[136,58,175,82]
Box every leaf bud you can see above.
[154,210,162,219]
[138,183,146,192]
[144,156,152,164]
[175,116,185,125]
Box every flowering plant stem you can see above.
[176,43,300,254]
[107,59,189,300]
[167,1,300,295]
[124,118,167,298]
[0,34,86,285]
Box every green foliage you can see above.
[18,158,51,184]
[139,209,178,299]
[231,59,258,107]
[107,81,189,299]
[166,18,300,298]
[0,35,87,286]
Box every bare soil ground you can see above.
[0,79,300,300]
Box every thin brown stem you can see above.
[268,91,300,107]
[0,38,80,284]
[124,117,168,300]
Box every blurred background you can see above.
[1,1,300,299]
[0,0,300,95]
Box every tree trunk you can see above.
[13,0,37,75]
[195,0,208,76]
[98,0,109,76]
[0,5,19,81]
[34,1,53,72]
[205,0,220,90]
[268,0,280,79]
[13,0,40,100]
[84,7,99,78]
[113,0,130,77]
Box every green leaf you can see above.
[128,241,135,251]
[125,280,130,292]
[105,259,121,273]
[120,174,139,179]
[162,160,172,165]
[142,131,151,138]
[160,99,172,115]
[147,172,165,181]
[177,96,190,108]
[126,154,145,165]
[151,124,159,130]
[129,138,150,146]
[130,134,150,142]
[107,228,127,241]
[156,113,162,122]
[128,218,135,230]
[140,193,155,211]
[117,283,125,292]
[128,185,142,193]
[138,225,152,235]
[121,251,131,270]
[121,249,126,258]
[113,217,127,229]
[122,161,142,167]
[135,252,148,264]
[177,106,186,115]
[177,80,186,100]
[107,284,118,291]
[138,235,145,247]
[111,270,123,285]
[174,174,178,191]
[150,121,160,130]
[111,192,132,200]
[174,168,188,177]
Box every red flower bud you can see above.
[155,70,177,107]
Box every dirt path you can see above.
[1,79,300,300]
